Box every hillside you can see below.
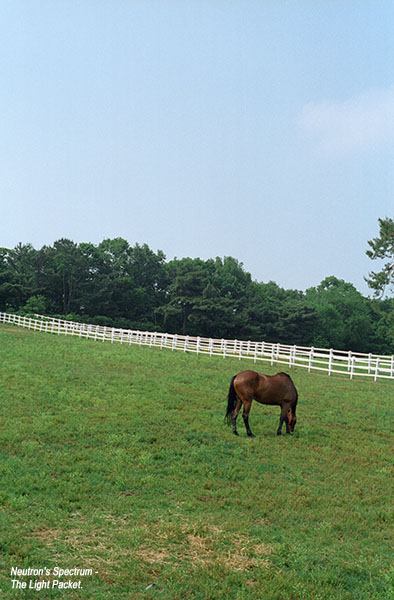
[0,323,393,599]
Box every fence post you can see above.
[374,358,380,382]
[350,356,355,380]
[290,345,296,368]
[308,347,314,373]
[328,349,333,376]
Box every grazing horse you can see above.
[225,370,298,436]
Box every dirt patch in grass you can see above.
[31,528,63,543]
[134,521,272,572]
[136,548,172,564]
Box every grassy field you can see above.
[0,323,393,600]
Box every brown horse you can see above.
[225,370,298,436]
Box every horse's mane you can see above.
[278,372,298,404]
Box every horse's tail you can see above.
[225,376,237,426]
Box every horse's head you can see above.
[288,405,297,432]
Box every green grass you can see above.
[0,324,393,600]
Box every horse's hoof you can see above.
[277,431,282,436]
[233,430,239,436]
[248,433,256,438]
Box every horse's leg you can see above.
[242,400,255,438]
[277,404,290,435]
[232,396,242,436]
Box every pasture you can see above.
[0,323,393,599]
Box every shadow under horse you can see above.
[226,370,298,436]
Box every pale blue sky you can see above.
[1,0,393,295]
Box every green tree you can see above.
[0,244,39,310]
[191,257,253,338]
[367,297,394,354]
[365,217,394,297]
[305,276,373,352]
[90,239,168,328]
[160,258,213,335]
[247,282,317,345]
[246,281,288,341]
[20,295,48,315]
[128,243,168,328]
[43,239,87,314]
[0,248,13,310]
[160,256,254,337]
[76,242,113,318]
[274,296,318,346]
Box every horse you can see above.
[225,370,298,437]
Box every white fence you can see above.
[1,311,394,381]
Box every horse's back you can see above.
[233,370,262,398]
[234,370,260,385]
[234,370,297,405]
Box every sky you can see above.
[1,0,393,296]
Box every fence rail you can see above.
[1,311,394,381]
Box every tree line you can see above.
[0,229,393,354]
